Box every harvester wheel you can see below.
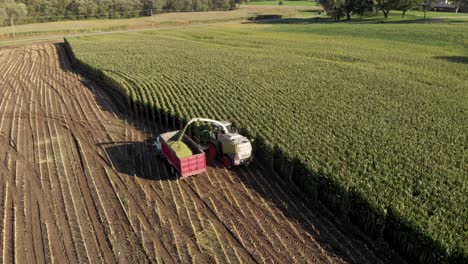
[207,143,217,159]
[222,155,232,169]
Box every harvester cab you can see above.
[180,118,253,168]
[209,121,253,168]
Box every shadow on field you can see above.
[59,41,412,264]
[246,16,448,24]
[97,141,176,181]
[433,56,468,64]
[349,18,446,24]
[243,16,334,24]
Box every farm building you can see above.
[432,0,468,12]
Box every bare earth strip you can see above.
[0,43,403,263]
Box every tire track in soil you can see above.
[192,172,302,263]
[0,42,403,263]
[208,166,329,263]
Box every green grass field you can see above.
[67,23,468,262]
[248,1,319,6]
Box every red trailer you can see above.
[157,130,206,177]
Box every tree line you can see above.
[318,0,467,21]
[2,0,467,26]
[1,0,239,26]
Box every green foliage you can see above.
[319,0,428,20]
[68,23,468,261]
[7,0,235,25]
[0,7,6,22]
[229,0,237,9]
[352,0,373,16]
[452,0,468,12]
[319,0,372,20]
[375,0,400,17]
[248,0,319,5]
[396,0,422,17]
[67,0,98,17]
[421,0,434,18]
[0,0,27,24]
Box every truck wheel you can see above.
[222,155,232,169]
[207,143,217,159]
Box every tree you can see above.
[0,7,6,25]
[111,0,142,17]
[397,0,421,17]
[0,0,28,25]
[67,0,98,18]
[344,0,356,20]
[192,0,212,11]
[2,0,241,25]
[319,0,345,21]
[212,0,230,10]
[56,0,73,17]
[229,0,236,9]
[33,0,58,20]
[153,0,168,10]
[421,0,433,18]
[344,0,373,20]
[320,0,372,20]
[140,0,154,9]
[164,0,184,10]
[95,0,112,16]
[375,0,399,18]
[452,0,468,13]
[354,0,373,17]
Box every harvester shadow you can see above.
[97,141,175,181]
[57,42,163,137]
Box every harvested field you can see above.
[0,43,402,263]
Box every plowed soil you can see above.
[0,43,403,263]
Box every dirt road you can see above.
[0,43,401,263]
